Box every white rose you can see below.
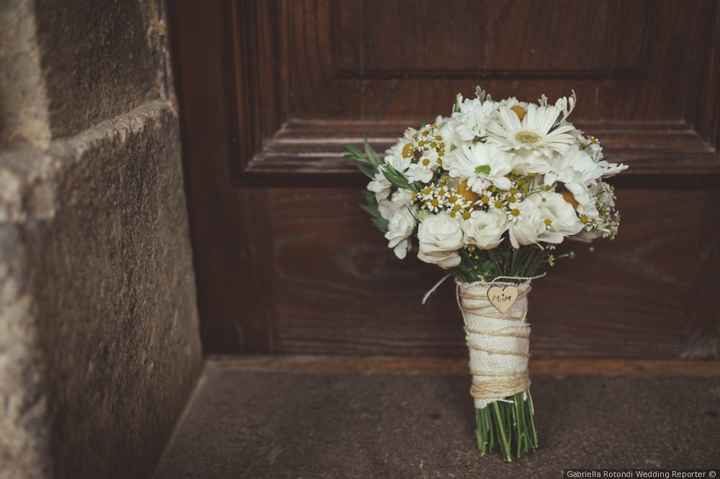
[461,209,508,250]
[527,192,583,243]
[417,212,464,269]
[385,208,416,259]
[508,200,546,248]
[367,171,391,201]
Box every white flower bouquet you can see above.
[346,87,628,461]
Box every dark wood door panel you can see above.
[287,0,710,119]
[334,1,648,74]
[227,0,719,182]
[266,186,709,358]
[170,1,720,357]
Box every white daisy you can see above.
[449,93,498,142]
[544,147,626,218]
[406,148,439,184]
[487,101,577,158]
[444,142,512,192]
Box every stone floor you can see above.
[153,359,720,479]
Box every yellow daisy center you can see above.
[515,131,542,145]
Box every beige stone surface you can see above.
[0,1,202,478]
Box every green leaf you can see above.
[356,162,376,179]
[364,140,381,167]
[371,216,389,232]
[382,165,418,192]
[359,203,380,218]
[359,191,388,233]
[344,144,363,158]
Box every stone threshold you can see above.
[153,358,720,478]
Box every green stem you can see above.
[486,406,495,451]
[491,402,513,462]
[526,390,539,448]
[473,391,539,461]
[513,394,524,457]
[475,409,488,455]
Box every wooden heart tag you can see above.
[487,285,519,314]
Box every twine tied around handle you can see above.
[456,276,542,408]
[421,273,544,408]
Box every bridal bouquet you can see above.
[346,87,627,461]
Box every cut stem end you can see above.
[474,391,538,462]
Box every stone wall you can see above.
[0,1,203,478]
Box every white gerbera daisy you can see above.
[487,98,578,158]
[544,147,627,218]
[444,143,512,192]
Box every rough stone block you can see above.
[34,0,168,138]
[24,101,203,479]
[0,225,51,479]
[0,0,50,148]
[0,1,203,478]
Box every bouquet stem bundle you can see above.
[456,267,539,462]
[475,391,538,461]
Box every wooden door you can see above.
[169,1,720,358]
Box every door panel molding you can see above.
[225,0,720,185]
